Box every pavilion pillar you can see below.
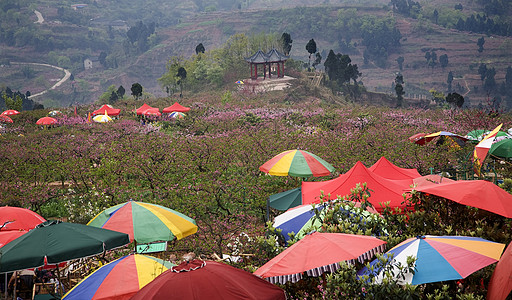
[281,62,285,78]
[254,64,258,79]
[263,64,266,80]
[277,63,280,77]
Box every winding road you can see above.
[34,10,44,24]
[11,62,71,99]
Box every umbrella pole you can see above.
[266,198,270,222]
[56,265,64,297]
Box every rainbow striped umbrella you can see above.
[169,112,185,119]
[63,254,174,300]
[87,201,197,244]
[359,235,505,285]
[259,149,335,177]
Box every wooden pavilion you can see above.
[245,49,288,80]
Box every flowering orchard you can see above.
[1,93,511,298]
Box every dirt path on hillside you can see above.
[11,62,71,99]
[34,10,44,24]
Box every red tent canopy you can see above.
[162,102,190,113]
[369,157,421,180]
[302,161,409,212]
[136,103,154,115]
[412,174,455,189]
[92,104,120,116]
[414,180,512,218]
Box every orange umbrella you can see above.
[36,117,58,125]
[143,108,161,117]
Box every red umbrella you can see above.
[487,242,512,300]
[409,132,426,143]
[0,115,13,123]
[413,180,512,218]
[162,102,190,113]
[131,259,286,300]
[0,231,27,248]
[36,117,58,125]
[142,108,161,117]
[254,232,386,284]
[0,206,46,231]
[1,109,20,116]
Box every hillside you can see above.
[0,0,511,107]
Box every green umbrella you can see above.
[269,187,302,211]
[0,220,130,273]
[490,138,512,159]
[466,130,509,142]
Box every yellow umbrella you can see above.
[93,115,112,123]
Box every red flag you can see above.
[473,124,502,176]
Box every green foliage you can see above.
[3,93,22,111]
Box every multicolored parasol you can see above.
[87,201,197,243]
[169,112,185,119]
[259,149,335,177]
[62,254,174,300]
[359,235,505,285]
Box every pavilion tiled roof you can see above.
[245,49,289,63]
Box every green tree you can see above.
[3,94,22,111]
[312,52,322,69]
[195,43,205,55]
[109,91,118,104]
[478,63,487,81]
[117,85,125,98]
[446,92,464,108]
[305,39,317,68]
[439,54,448,69]
[395,73,405,107]
[177,67,187,97]
[280,32,292,56]
[424,51,431,65]
[396,56,404,71]
[447,71,454,92]
[131,83,143,100]
[477,36,485,53]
